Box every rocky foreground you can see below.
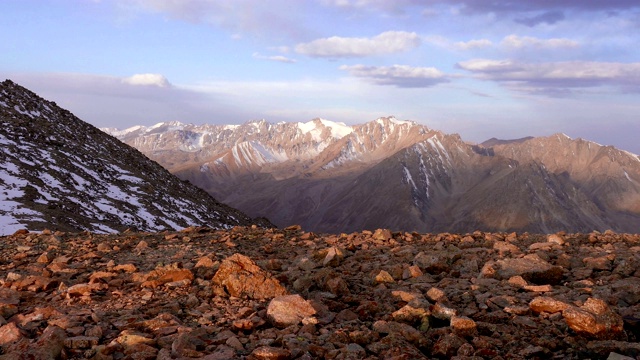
[0,226,639,359]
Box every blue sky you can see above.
[2,0,640,153]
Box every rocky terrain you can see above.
[1,226,639,359]
[104,117,640,235]
[0,80,267,234]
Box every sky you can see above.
[1,0,640,154]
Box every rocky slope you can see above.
[105,119,640,234]
[0,80,268,235]
[0,227,638,359]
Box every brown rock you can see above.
[374,270,394,284]
[372,228,392,241]
[372,320,423,345]
[562,298,624,339]
[206,345,236,359]
[250,346,292,360]
[212,253,287,300]
[64,335,100,349]
[0,322,24,344]
[402,265,423,279]
[583,256,613,270]
[530,296,571,314]
[113,263,137,273]
[67,282,108,297]
[426,287,447,303]
[323,276,350,296]
[432,333,467,358]
[547,234,565,245]
[496,254,565,284]
[140,267,194,288]
[392,305,430,325]
[451,316,477,337]
[23,325,66,359]
[414,251,451,274]
[320,246,344,267]
[267,294,316,328]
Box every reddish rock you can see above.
[451,315,477,337]
[402,265,423,279]
[0,322,24,344]
[562,298,624,339]
[212,253,287,300]
[547,234,565,245]
[267,294,317,328]
[250,346,292,360]
[67,282,108,297]
[496,254,565,284]
[22,325,66,359]
[64,335,100,349]
[374,270,394,284]
[414,251,452,274]
[432,333,467,358]
[140,267,194,288]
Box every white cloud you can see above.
[457,59,640,94]
[454,39,493,50]
[252,53,297,63]
[501,35,579,49]
[295,31,420,58]
[339,64,449,87]
[122,73,171,87]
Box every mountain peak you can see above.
[0,80,266,234]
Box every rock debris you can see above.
[0,226,639,359]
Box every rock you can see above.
[212,253,287,300]
[250,346,292,360]
[586,341,640,358]
[267,294,317,328]
[562,298,624,339]
[372,320,423,345]
[372,228,392,241]
[318,247,345,267]
[67,282,108,297]
[414,251,451,274]
[450,316,477,337]
[496,254,565,284]
[402,265,423,279]
[64,335,100,349]
[426,287,447,303]
[0,227,638,359]
[547,234,565,245]
[392,305,429,325]
[374,270,394,283]
[432,333,466,358]
[22,325,67,359]
[529,296,571,314]
[0,322,24,344]
[139,267,194,288]
[206,345,236,359]
[344,343,366,358]
[606,352,635,360]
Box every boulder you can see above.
[212,253,287,300]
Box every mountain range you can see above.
[104,117,640,234]
[0,80,268,235]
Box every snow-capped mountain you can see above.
[105,116,640,234]
[0,80,268,235]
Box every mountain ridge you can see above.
[104,116,640,234]
[0,79,269,235]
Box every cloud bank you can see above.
[122,73,171,87]
[339,64,449,88]
[295,31,420,58]
[457,59,640,94]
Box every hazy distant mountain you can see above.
[105,117,640,234]
[0,80,268,234]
